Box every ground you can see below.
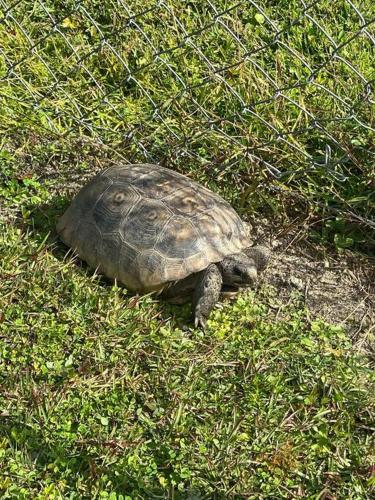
[1,165,374,498]
[1,0,375,497]
[252,218,375,351]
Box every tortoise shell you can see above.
[57,164,249,292]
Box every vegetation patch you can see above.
[0,177,374,498]
[1,1,374,497]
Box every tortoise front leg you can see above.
[192,264,222,328]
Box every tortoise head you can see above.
[218,245,271,287]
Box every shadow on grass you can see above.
[23,195,193,329]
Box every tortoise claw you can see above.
[194,314,206,329]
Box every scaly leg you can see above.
[192,264,222,328]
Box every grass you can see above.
[1,154,375,499]
[0,231,374,497]
[0,0,375,497]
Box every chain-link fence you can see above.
[1,0,374,230]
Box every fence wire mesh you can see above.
[1,0,374,228]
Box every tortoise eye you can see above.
[233,265,244,276]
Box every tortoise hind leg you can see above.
[162,273,198,304]
[192,264,222,328]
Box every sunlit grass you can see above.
[1,0,374,496]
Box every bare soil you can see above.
[251,218,375,357]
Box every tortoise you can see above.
[57,163,270,327]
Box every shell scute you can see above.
[122,198,172,252]
[93,184,140,235]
